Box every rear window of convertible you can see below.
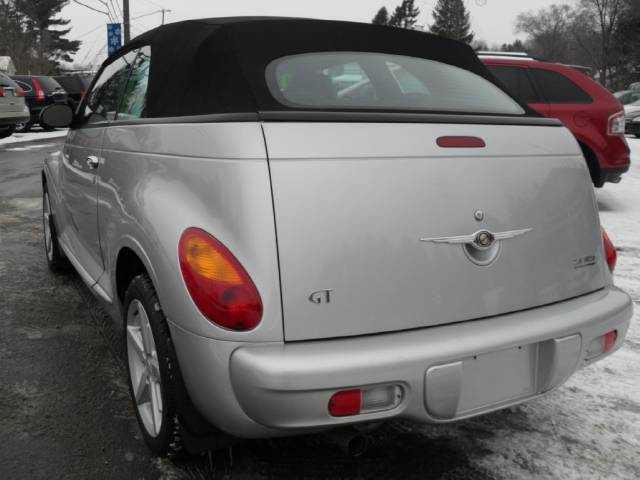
[266,52,525,115]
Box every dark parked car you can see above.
[53,75,92,110]
[10,75,68,132]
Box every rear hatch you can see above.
[264,121,606,341]
[36,76,67,103]
[0,78,25,113]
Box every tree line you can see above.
[0,0,79,74]
[510,0,638,88]
[373,0,474,44]
[373,0,639,89]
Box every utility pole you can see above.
[161,9,171,25]
[123,0,130,43]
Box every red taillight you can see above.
[607,111,625,136]
[437,136,486,148]
[603,330,618,353]
[0,88,4,97]
[16,88,25,97]
[329,389,362,417]
[602,228,617,272]
[33,78,45,101]
[178,228,263,331]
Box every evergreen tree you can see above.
[0,0,79,73]
[500,39,527,53]
[430,0,475,44]
[388,0,421,29]
[372,6,390,25]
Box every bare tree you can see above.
[515,5,574,63]
[574,0,624,85]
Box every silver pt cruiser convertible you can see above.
[40,18,633,456]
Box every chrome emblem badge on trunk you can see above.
[420,227,532,266]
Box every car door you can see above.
[59,51,136,283]
[486,64,550,116]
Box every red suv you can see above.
[481,54,630,187]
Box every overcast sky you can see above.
[63,0,574,67]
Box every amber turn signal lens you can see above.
[179,228,262,331]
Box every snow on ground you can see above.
[0,129,67,146]
[413,138,640,480]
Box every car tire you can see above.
[14,120,32,133]
[635,134,640,139]
[124,274,183,457]
[41,125,56,132]
[0,125,15,139]
[43,186,71,272]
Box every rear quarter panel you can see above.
[97,122,283,342]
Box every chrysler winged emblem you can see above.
[420,228,532,249]
[420,228,532,266]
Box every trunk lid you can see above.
[0,87,25,112]
[264,121,605,341]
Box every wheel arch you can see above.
[577,139,603,187]
[114,239,159,307]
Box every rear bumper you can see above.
[0,106,30,126]
[602,165,630,184]
[591,135,630,184]
[171,287,632,438]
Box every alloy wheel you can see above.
[126,299,164,437]
[43,192,53,261]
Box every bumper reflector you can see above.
[329,385,403,417]
[603,330,618,353]
[586,330,618,359]
[329,389,361,417]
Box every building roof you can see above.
[0,56,16,75]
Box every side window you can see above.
[529,69,592,104]
[118,46,151,119]
[82,50,137,125]
[487,66,540,104]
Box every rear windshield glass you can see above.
[266,52,525,115]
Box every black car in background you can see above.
[53,75,92,110]
[10,75,67,132]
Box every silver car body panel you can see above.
[263,122,606,340]
[176,285,631,437]
[43,119,633,438]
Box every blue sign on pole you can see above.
[107,23,122,55]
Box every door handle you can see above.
[86,155,99,169]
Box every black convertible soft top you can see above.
[117,17,536,118]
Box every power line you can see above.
[139,0,164,8]
[95,0,117,22]
[72,0,109,16]
[111,0,123,20]
[71,23,106,40]
[131,9,162,20]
